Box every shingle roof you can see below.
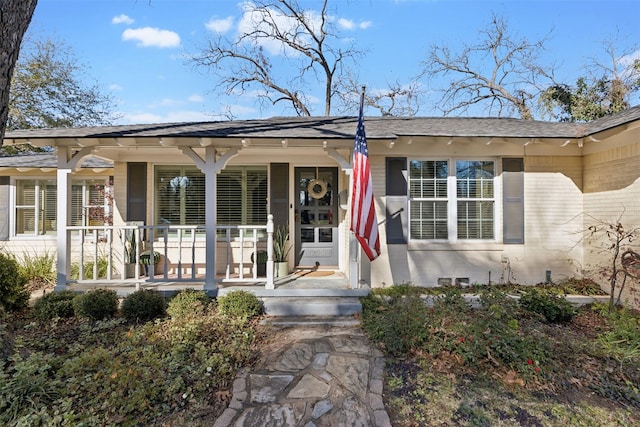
[0,152,113,168]
[4,105,640,142]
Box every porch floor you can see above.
[65,269,366,297]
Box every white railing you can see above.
[66,217,274,287]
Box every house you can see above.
[2,109,639,302]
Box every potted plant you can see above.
[123,229,137,278]
[273,225,291,278]
[140,251,161,276]
[251,250,268,276]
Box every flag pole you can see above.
[349,87,366,288]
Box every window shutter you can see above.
[0,177,8,240]
[385,157,408,244]
[502,158,524,244]
[270,163,289,229]
[127,163,147,222]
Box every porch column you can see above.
[55,151,72,291]
[182,146,239,292]
[204,146,217,291]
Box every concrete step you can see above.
[261,315,361,328]
[261,296,362,317]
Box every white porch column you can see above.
[204,147,217,291]
[55,150,72,291]
[55,147,93,291]
[181,146,239,292]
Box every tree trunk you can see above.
[0,0,37,144]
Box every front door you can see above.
[295,167,339,267]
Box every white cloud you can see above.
[121,112,164,124]
[112,14,134,25]
[188,94,204,102]
[338,18,372,30]
[109,83,123,92]
[237,3,319,56]
[121,110,213,124]
[122,27,181,48]
[206,16,234,34]
[619,49,640,67]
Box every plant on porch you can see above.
[140,251,161,276]
[273,225,291,277]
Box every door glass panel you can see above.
[300,228,314,242]
[319,228,333,242]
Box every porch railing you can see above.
[66,216,275,287]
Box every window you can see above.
[155,165,267,226]
[217,166,267,226]
[71,179,112,227]
[156,166,206,226]
[409,160,448,239]
[14,178,112,236]
[15,179,57,235]
[409,159,495,241]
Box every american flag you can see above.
[350,96,380,261]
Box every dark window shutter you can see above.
[127,163,147,222]
[502,158,524,244]
[0,176,9,240]
[386,157,407,244]
[270,163,289,229]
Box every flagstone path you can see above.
[213,322,391,427]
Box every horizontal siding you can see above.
[584,143,640,193]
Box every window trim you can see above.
[10,176,112,239]
[408,157,498,244]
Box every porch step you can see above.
[261,315,361,328]
[261,296,363,317]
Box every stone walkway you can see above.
[214,322,392,427]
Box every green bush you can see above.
[33,291,77,320]
[519,288,576,323]
[361,289,551,377]
[72,289,119,320]
[166,288,211,321]
[121,289,166,322]
[0,253,29,312]
[217,290,262,320]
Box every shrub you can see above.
[33,291,77,320]
[72,289,119,320]
[519,288,576,323]
[0,252,29,312]
[166,288,211,321]
[121,289,166,322]
[218,290,262,320]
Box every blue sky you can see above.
[29,0,640,124]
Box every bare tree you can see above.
[423,14,554,120]
[0,0,38,145]
[189,0,363,117]
[337,75,423,117]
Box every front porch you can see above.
[62,216,282,290]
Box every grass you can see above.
[361,285,640,427]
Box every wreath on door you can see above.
[307,179,328,199]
